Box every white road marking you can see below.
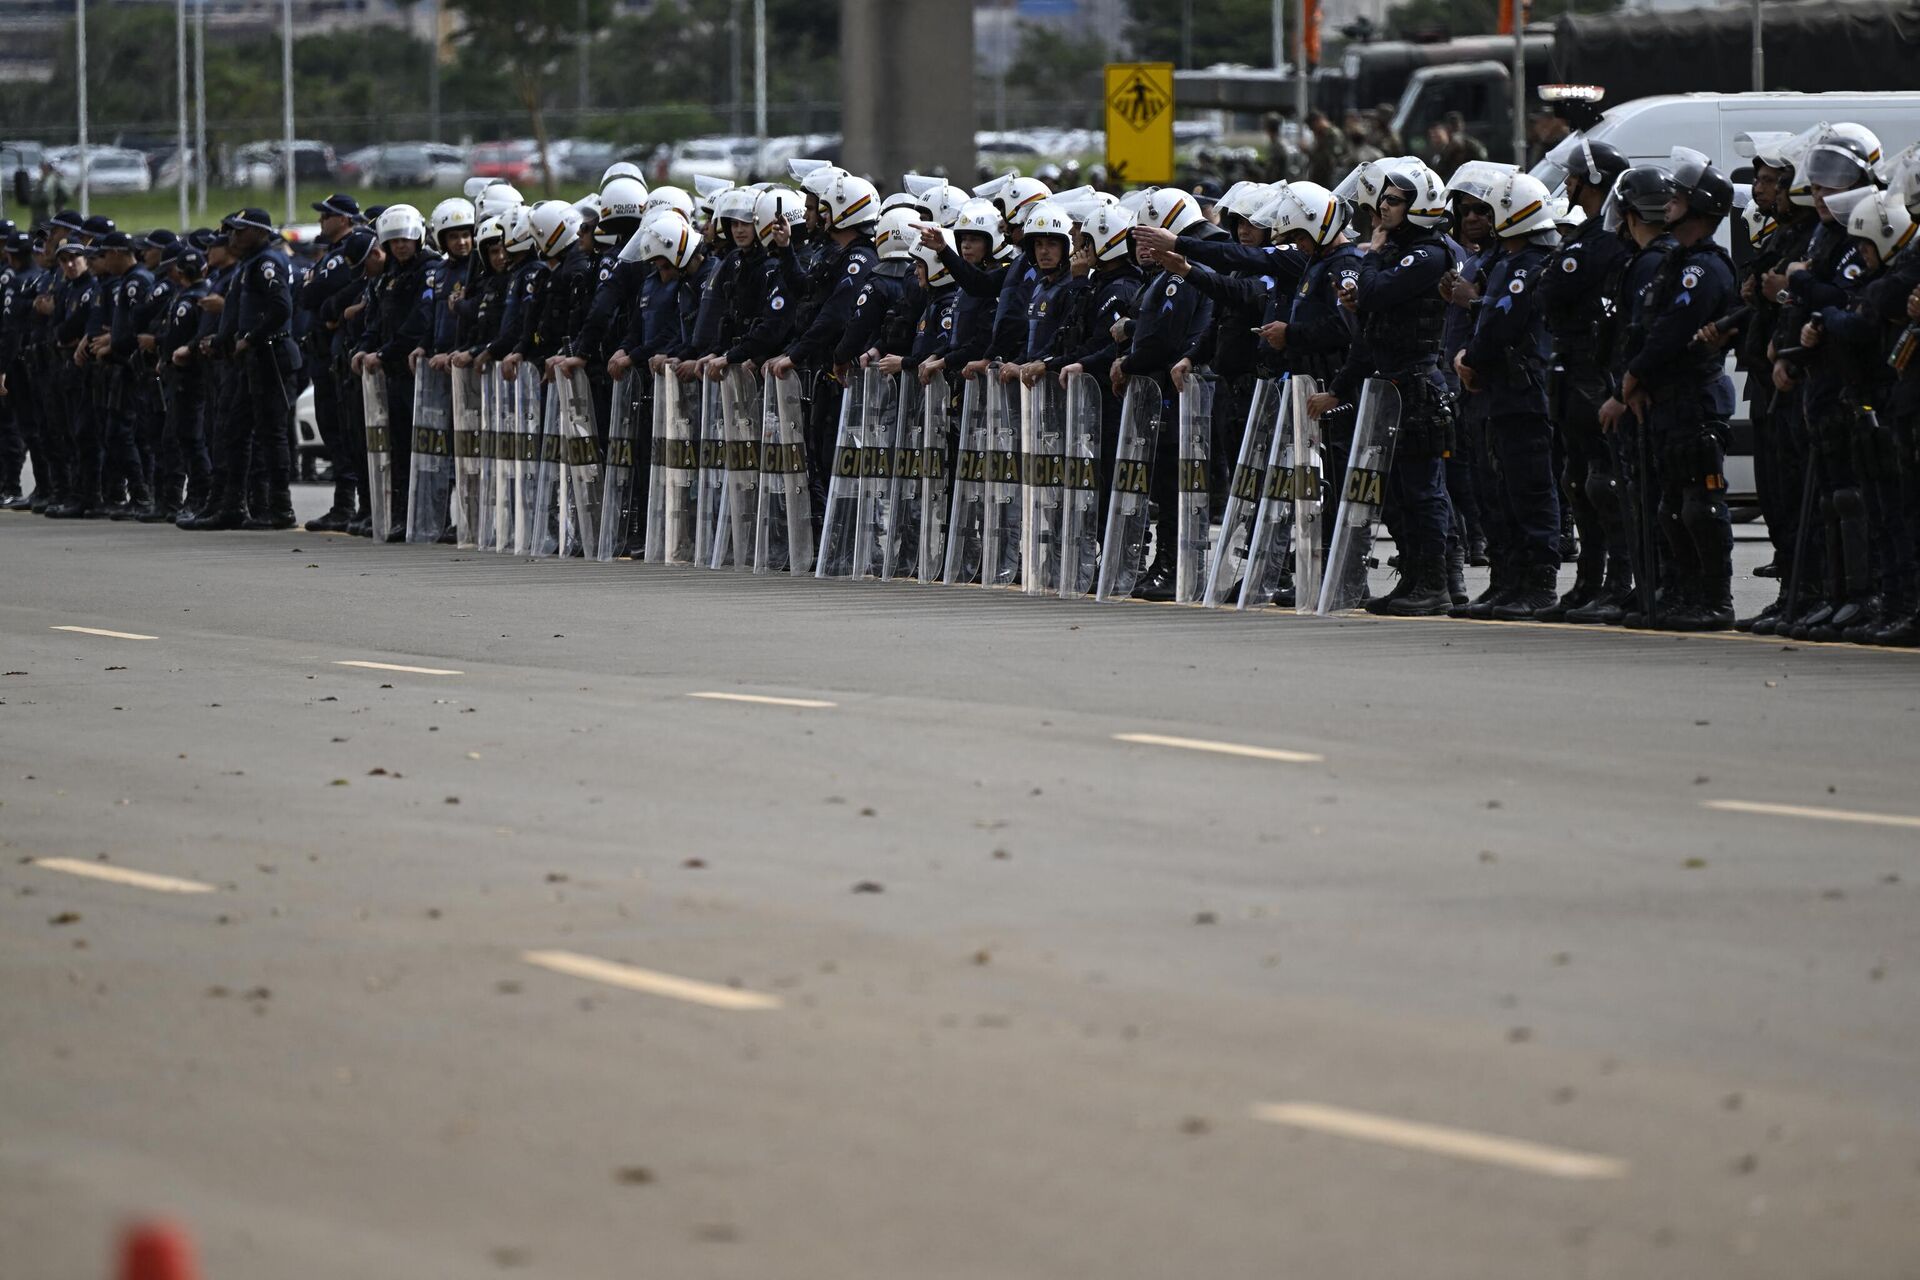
[520,950,782,1011]
[334,660,465,676]
[1704,799,1920,831]
[1253,1102,1627,1180]
[686,691,837,709]
[1113,732,1323,764]
[50,625,157,641]
[30,857,216,895]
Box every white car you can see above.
[48,146,152,194]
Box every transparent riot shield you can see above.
[849,366,898,581]
[708,366,762,571]
[981,371,1023,587]
[508,371,541,555]
[1203,378,1279,607]
[1174,377,1215,605]
[360,367,392,544]
[553,369,601,558]
[942,374,987,586]
[1096,377,1162,602]
[522,378,561,558]
[693,379,726,568]
[882,371,922,580]
[449,366,484,548]
[1059,371,1104,599]
[645,370,699,564]
[754,371,813,575]
[1019,377,1066,595]
[1239,375,1309,610]
[1288,375,1327,616]
[814,370,865,579]
[1314,377,1401,616]
[406,367,455,545]
[916,370,954,583]
[595,372,643,561]
[483,366,512,553]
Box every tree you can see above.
[1382,0,1621,41]
[1125,0,1282,69]
[450,0,613,193]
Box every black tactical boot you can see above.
[1491,565,1561,620]
[1533,558,1600,622]
[1445,541,1468,607]
[1363,566,1416,615]
[1132,534,1176,602]
[1383,552,1453,617]
[1457,566,1511,620]
[1565,559,1633,625]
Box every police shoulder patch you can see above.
[771,294,786,311]
[1507,278,1525,294]
[261,261,276,282]
[1165,282,1178,297]
[1399,254,1416,267]
[846,261,861,276]
[1842,262,1863,280]
[941,314,953,330]
[1560,257,1579,273]
[1680,268,1702,289]
[856,288,871,307]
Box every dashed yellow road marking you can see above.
[521,950,781,1011]
[30,857,216,894]
[1704,799,1920,831]
[1252,1102,1627,1180]
[1113,732,1322,764]
[51,625,157,640]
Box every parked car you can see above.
[48,145,153,193]
[360,142,467,189]
[558,139,614,184]
[667,135,754,183]
[469,139,542,184]
[231,140,336,188]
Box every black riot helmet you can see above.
[1669,147,1734,221]
[1604,165,1677,232]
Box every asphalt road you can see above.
[4,489,1918,1280]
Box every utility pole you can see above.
[1511,15,1526,168]
[576,0,589,126]
[76,0,89,216]
[428,0,441,142]
[282,0,295,225]
[753,0,767,162]
[176,0,189,228]
[194,0,207,213]
[1294,0,1309,119]
[1750,0,1764,90]
[729,0,743,136]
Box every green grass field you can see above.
[44,182,463,234]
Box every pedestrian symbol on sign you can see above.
[1109,68,1169,132]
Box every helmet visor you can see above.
[1803,143,1870,191]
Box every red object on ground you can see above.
[118,1221,200,1280]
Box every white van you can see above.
[1528,91,1920,507]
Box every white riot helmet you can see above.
[1379,163,1449,228]
[1833,187,1915,261]
[474,215,505,250]
[502,205,535,256]
[475,182,524,224]
[622,213,700,270]
[996,175,1052,229]
[427,197,475,251]
[601,161,646,190]
[1742,199,1777,249]
[600,176,648,222]
[1216,181,1274,230]
[375,203,425,245]
[873,207,919,260]
[1489,172,1555,239]
[462,177,491,201]
[642,185,695,221]
[1021,200,1074,246]
[712,186,759,229]
[526,200,579,257]
[798,164,848,200]
[822,173,880,230]
[880,190,933,219]
[921,183,971,227]
[1140,186,1207,235]
[911,228,956,288]
[1083,203,1137,263]
[1264,180,1347,248]
[753,187,805,247]
[1886,143,1920,214]
[952,198,1006,258]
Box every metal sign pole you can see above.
[77,0,90,216]
[177,0,190,227]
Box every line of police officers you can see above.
[3,129,1916,641]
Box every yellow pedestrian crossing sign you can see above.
[1105,62,1175,186]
